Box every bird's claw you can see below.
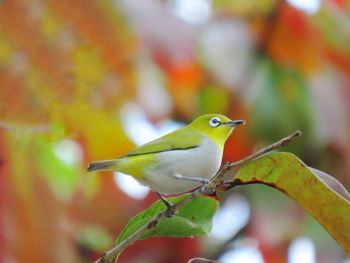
[165,203,176,217]
[173,174,211,193]
[156,192,176,218]
[200,183,207,193]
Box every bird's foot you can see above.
[156,192,175,217]
[173,174,210,193]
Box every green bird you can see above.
[87,114,245,195]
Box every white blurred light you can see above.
[343,259,350,263]
[120,103,183,146]
[169,0,212,24]
[114,172,150,200]
[53,139,83,165]
[219,246,265,263]
[137,57,173,119]
[210,195,250,240]
[286,0,321,14]
[120,103,159,145]
[198,21,253,89]
[158,119,184,135]
[288,237,316,263]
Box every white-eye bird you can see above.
[87,114,245,195]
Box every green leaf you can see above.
[235,152,350,255]
[249,59,316,155]
[79,225,113,251]
[117,194,219,244]
[36,138,79,201]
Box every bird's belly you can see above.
[144,138,222,195]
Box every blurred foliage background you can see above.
[1,0,350,262]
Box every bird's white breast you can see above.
[143,136,222,195]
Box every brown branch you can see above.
[95,130,302,263]
[95,212,164,263]
[226,130,302,169]
[204,130,303,192]
[95,190,200,263]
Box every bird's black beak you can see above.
[223,120,246,127]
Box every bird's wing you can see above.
[121,129,204,157]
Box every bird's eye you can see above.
[209,117,221,127]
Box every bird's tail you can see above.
[87,160,117,172]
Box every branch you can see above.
[95,130,303,263]
[226,130,302,169]
[95,213,164,263]
[95,190,201,263]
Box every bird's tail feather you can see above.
[87,160,116,172]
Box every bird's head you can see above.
[188,114,245,147]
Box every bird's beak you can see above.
[223,120,246,127]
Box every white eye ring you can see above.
[209,117,221,127]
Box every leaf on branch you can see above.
[117,194,219,244]
[234,152,350,255]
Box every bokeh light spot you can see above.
[53,139,83,166]
[114,172,150,200]
[288,236,316,263]
[210,195,250,240]
[286,0,321,14]
[169,0,212,24]
[120,103,183,146]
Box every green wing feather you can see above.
[87,128,205,179]
[122,128,204,158]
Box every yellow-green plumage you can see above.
[87,114,245,195]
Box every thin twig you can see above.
[229,130,302,168]
[95,130,302,263]
[95,191,200,263]
[208,130,303,186]
[95,212,165,263]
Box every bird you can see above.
[87,114,245,196]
